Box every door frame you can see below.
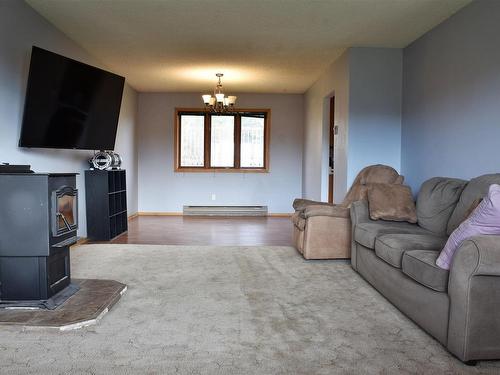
[328,96,335,203]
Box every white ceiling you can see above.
[26,0,471,93]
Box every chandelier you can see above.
[201,73,237,113]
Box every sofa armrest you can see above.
[303,205,349,219]
[349,200,370,271]
[447,235,500,361]
[350,200,370,226]
[450,235,500,279]
[292,198,332,212]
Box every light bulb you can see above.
[228,96,237,105]
[215,93,224,103]
[202,95,211,104]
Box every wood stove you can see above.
[0,173,78,307]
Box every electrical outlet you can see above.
[211,194,216,201]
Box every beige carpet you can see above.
[0,244,499,374]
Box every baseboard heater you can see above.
[183,205,268,216]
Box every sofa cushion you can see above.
[447,174,500,235]
[416,177,467,236]
[354,221,430,249]
[375,234,448,269]
[402,250,449,292]
[367,184,417,223]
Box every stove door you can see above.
[52,186,78,237]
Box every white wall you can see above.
[114,85,138,214]
[1,0,404,227]
[137,93,303,213]
[304,51,350,202]
[0,0,138,236]
[303,48,402,203]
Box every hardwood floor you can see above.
[98,215,294,246]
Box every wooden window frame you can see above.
[174,108,271,173]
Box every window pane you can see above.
[180,115,204,167]
[240,116,265,168]
[210,115,235,167]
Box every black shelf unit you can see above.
[85,170,128,241]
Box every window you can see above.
[210,115,235,167]
[240,115,265,168]
[175,109,270,172]
[179,114,205,167]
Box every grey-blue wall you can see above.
[137,93,303,213]
[348,48,402,186]
[304,48,402,202]
[0,0,139,237]
[401,0,500,192]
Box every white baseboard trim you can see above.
[136,211,292,217]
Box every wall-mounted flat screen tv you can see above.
[19,46,125,150]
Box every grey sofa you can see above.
[350,173,500,364]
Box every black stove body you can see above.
[0,173,78,303]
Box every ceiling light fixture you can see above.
[202,73,237,113]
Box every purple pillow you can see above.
[436,184,500,270]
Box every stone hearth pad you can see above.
[0,279,126,330]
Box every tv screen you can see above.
[19,46,125,150]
